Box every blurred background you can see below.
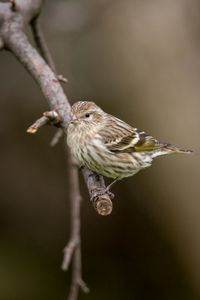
[0,0,200,299]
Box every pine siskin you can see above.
[67,101,192,190]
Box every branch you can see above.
[82,168,113,216]
[0,0,114,212]
[31,16,57,72]
[26,110,61,133]
[50,128,63,147]
[0,1,114,300]
[63,152,89,298]
[30,17,67,83]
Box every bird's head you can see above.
[69,101,104,129]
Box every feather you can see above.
[100,115,162,153]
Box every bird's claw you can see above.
[91,187,114,200]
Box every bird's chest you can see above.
[67,125,97,165]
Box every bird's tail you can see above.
[162,144,193,154]
[150,143,193,159]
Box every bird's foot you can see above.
[91,187,114,200]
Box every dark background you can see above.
[0,0,199,299]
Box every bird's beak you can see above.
[69,115,78,124]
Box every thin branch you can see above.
[62,239,78,271]
[50,128,63,147]
[27,110,61,133]
[0,38,4,49]
[31,17,57,72]
[68,243,89,300]
[64,152,89,299]
[27,115,49,133]
[31,17,68,83]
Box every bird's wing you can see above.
[100,115,161,153]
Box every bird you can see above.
[67,101,192,191]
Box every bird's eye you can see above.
[85,113,90,118]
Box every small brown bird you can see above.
[67,101,192,190]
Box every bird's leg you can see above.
[89,177,118,199]
[105,178,119,193]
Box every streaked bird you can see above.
[67,101,192,191]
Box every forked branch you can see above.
[0,1,114,300]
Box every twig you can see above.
[27,110,61,133]
[57,74,68,83]
[31,16,56,72]
[63,152,90,299]
[62,239,78,271]
[50,128,63,147]
[31,17,68,83]
[27,115,49,134]
[0,38,4,49]
[68,243,89,300]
